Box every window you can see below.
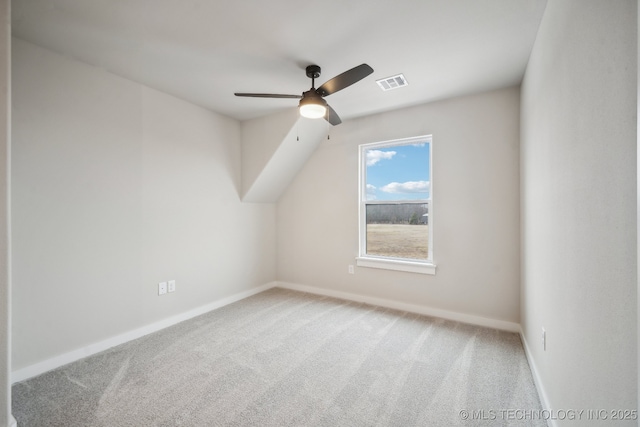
[357,135,435,274]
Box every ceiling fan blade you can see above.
[234,93,301,99]
[316,64,374,97]
[325,104,342,126]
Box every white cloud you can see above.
[366,184,377,200]
[366,150,396,166]
[381,180,430,194]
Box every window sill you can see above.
[356,256,436,275]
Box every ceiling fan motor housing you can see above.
[299,90,327,106]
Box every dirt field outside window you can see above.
[366,223,428,260]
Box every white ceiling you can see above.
[11,0,548,123]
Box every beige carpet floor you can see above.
[13,288,544,426]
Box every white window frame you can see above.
[356,135,436,275]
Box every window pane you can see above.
[365,203,428,260]
[364,143,430,201]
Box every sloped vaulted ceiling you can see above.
[12,0,547,122]
[11,0,547,202]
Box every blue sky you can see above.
[365,143,430,201]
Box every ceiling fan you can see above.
[235,63,374,126]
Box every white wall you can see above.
[277,87,522,324]
[0,1,11,425]
[241,109,330,203]
[521,0,637,422]
[11,38,276,372]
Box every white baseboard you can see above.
[519,328,554,427]
[276,281,521,333]
[12,282,278,383]
[9,415,17,427]
[12,280,523,383]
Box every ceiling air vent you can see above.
[376,74,408,91]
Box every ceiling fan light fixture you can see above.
[299,96,327,119]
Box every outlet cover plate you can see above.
[158,282,168,295]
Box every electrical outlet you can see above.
[542,327,546,351]
[158,282,167,295]
[168,280,176,293]
[348,265,354,274]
